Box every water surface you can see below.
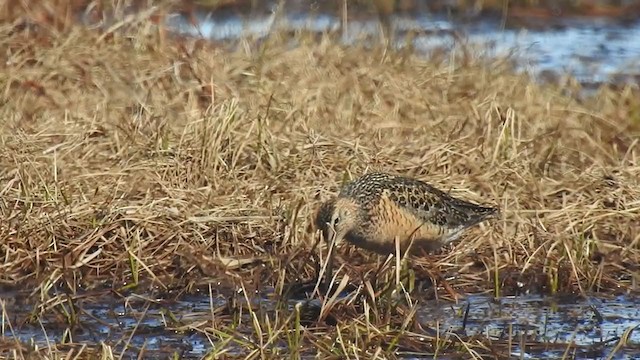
[164,10,640,90]
[2,289,639,359]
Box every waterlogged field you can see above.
[3,289,640,358]
[166,5,640,89]
[1,2,640,359]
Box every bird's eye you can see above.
[333,217,340,226]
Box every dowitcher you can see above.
[315,172,499,289]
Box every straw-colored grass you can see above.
[0,3,639,359]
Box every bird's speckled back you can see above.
[338,172,498,230]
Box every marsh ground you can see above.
[1,1,640,359]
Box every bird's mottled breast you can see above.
[346,191,447,254]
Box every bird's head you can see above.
[315,197,359,246]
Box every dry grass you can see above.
[0,3,639,359]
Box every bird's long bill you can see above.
[319,225,339,295]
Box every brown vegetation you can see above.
[0,2,639,358]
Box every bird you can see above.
[314,171,499,291]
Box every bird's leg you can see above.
[415,248,460,302]
[425,266,460,302]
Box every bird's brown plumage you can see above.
[315,172,499,256]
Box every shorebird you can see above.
[315,172,499,291]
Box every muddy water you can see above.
[420,294,640,359]
[2,288,639,359]
[163,11,640,91]
[1,291,225,358]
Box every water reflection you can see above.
[165,11,640,88]
[2,289,638,358]
[420,294,640,359]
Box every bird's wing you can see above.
[383,177,448,224]
[385,177,497,228]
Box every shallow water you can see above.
[1,291,226,358]
[419,294,640,359]
[2,288,639,358]
[162,10,640,90]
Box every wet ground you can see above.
[420,294,640,359]
[162,9,640,92]
[2,288,639,358]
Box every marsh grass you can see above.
[1,1,639,359]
